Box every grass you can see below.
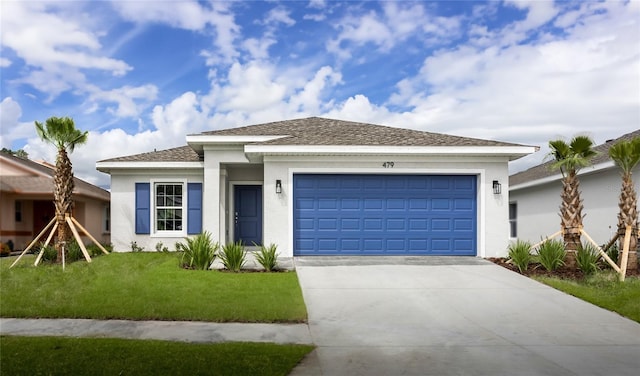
[0,253,307,322]
[0,336,313,376]
[534,272,640,323]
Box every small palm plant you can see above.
[219,241,247,272]
[576,243,600,275]
[35,116,88,262]
[548,135,597,265]
[255,243,279,272]
[177,232,218,270]
[608,136,640,268]
[508,240,533,273]
[536,239,566,272]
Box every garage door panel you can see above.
[294,174,476,256]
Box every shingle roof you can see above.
[100,117,529,164]
[99,145,201,163]
[509,129,640,187]
[198,117,524,147]
[0,153,110,201]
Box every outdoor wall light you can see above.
[275,180,282,194]
[493,180,502,195]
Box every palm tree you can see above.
[35,116,88,262]
[609,136,640,269]
[548,136,597,264]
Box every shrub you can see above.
[130,241,144,253]
[38,243,58,263]
[176,232,218,270]
[87,243,112,258]
[605,243,619,267]
[155,242,170,253]
[255,243,279,272]
[0,243,10,257]
[576,243,600,275]
[219,241,247,272]
[536,239,566,271]
[507,240,533,273]
[66,240,84,262]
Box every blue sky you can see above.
[1,0,638,188]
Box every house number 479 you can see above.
[382,162,395,168]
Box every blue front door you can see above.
[234,185,263,245]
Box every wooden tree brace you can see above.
[34,222,59,267]
[65,215,92,263]
[580,229,620,273]
[619,225,632,282]
[10,218,56,269]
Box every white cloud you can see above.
[111,0,241,65]
[263,6,296,27]
[86,84,159,118]
[1,1,130,76]
[0,58,11,68]
[0,98,35,149]
[308,0,326,10]
[328,3,461,58]
[207,62,287,112]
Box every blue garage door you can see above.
[293,174,477,256]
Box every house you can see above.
[0,152,111,251]
[96,117,535,257]
[509,129,640,248]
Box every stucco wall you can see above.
[108,154,513,258]
[262,155,511,258]
[109,170,203,252]
[510,166,638,247]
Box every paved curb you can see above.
[0,318,313,345]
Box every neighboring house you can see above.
[96,117,534,257]
[509,129,640,247]
[0,152,111,251]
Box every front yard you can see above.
[0,252,307,322]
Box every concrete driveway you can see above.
[290,257,640,376]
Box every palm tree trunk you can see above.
[54,148,75,262]
[561,171,583,268]
[618,172,638,270]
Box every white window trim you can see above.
[150,179,188,238]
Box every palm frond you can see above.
[609,137,640,174]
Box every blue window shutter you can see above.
[135,183,150,234]
[187,183,202,234]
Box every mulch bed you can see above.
[487,257,640,279]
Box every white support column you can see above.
[219,168,228,246]
[203,152,221,242]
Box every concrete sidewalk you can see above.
[0,318,312,345]
[291,258,640,376]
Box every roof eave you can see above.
[96,161,204,173]
[510,161,615,191]
[244,145,536,160]
[186,135,288,153]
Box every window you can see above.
[15,201,22,222]
[155,183,183,231]
[509,202,517,238]
[103,205,110,233]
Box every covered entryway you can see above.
[293,174,477,256]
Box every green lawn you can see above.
[0,253,307,322]
[1,336,313,376]
[534,272,640,323]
